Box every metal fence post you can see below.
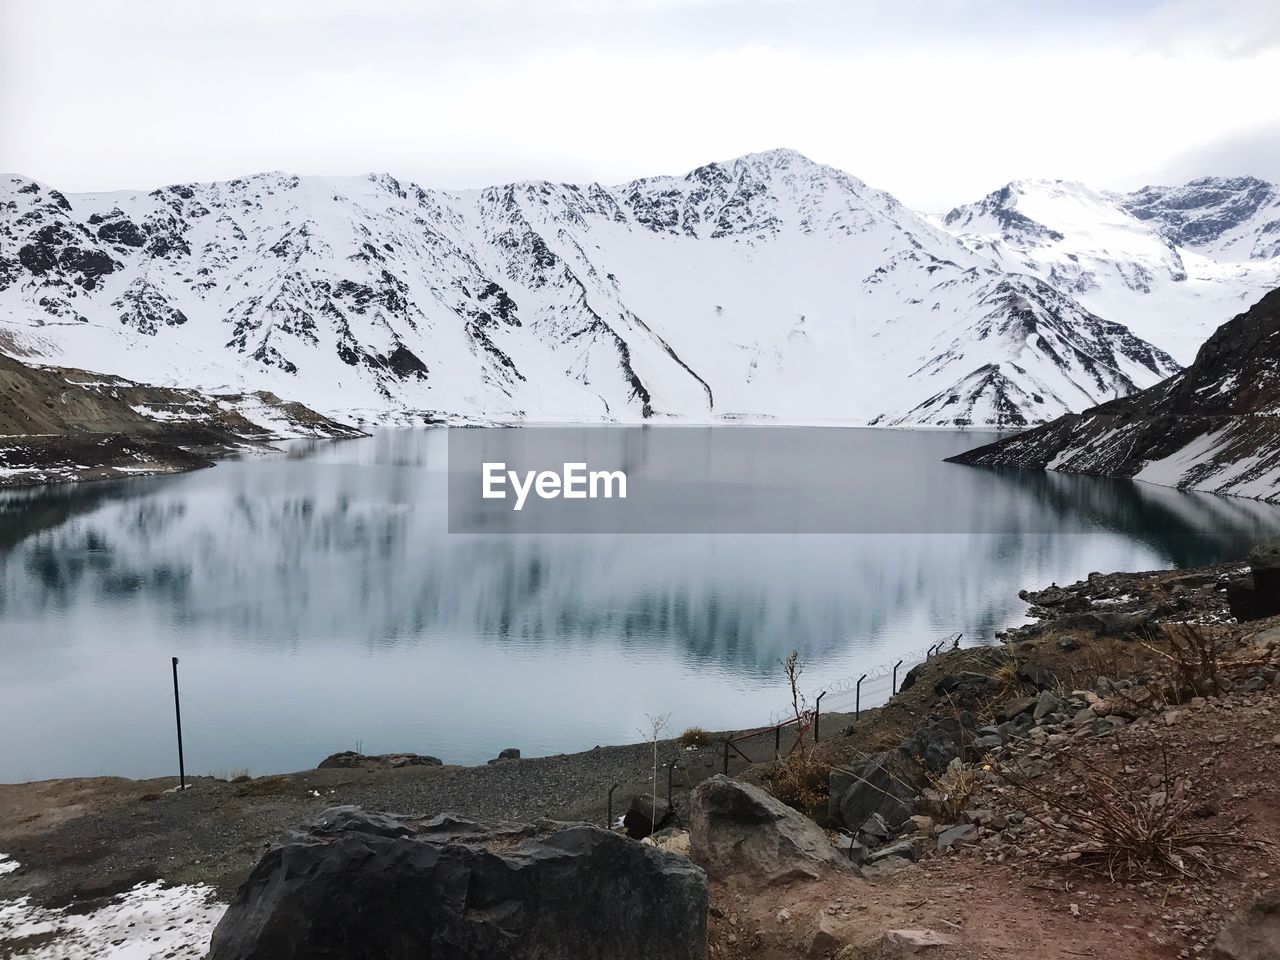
[814,690,826,743]
[892,659,904,695]
[171,657,186,792]
[722,739,729,775]
[855,673,867,721]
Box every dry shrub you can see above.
[1143,622,1224,703]
[679,726,712,747]
[770,752,830,816]
[994,740,1260,880]
[922,759,982,823]
[1078,641,1140,688]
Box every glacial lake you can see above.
[3,427,1279,783]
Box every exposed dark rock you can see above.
[933,671,998,706]
[97,217,146,248]
[498,747,520,760]
[207,806,707,960]
[836,751,924,830]
[935,823,978,852]
[382,343,429,379]
[995,696,1037,723]
[1015,661,1056,691]
[689,774,849,882]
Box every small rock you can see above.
[936,823,977,852]
[1033,690,1062,722]
[906,815,935,835]
[859,812,893,842]
[995,696,1037,723]
[498,747,521,760]
[866,838,922,864]
[860,856,913,879]
[882,928,957,955]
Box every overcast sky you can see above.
[3,0,1279,210]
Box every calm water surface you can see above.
[2,427,1278,782]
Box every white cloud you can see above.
[1,0,1278,207]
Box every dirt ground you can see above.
[710,685,1280,959]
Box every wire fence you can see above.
[707,632,975,776]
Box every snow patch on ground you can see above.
[0,853,18,875]
[0,881,225,959]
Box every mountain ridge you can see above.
[2,151,1276,427]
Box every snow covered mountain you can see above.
[949,285,1280,504]
[4,150,1269,428]
[942,177,1280,364]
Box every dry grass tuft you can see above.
[922,759,982,823]
[678,726,713,747]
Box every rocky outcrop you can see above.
[0,351,362,487]
[948,286,1280,503]
[207,806,707,960]
[315,751,442,770]
[835,715,976,831]
[689,775,849,883]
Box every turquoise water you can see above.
[1,427,1277,782]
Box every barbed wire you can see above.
[766,632,967,724]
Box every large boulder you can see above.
[207,806,707,960]
[1251,539,1280,593]
[1228,540,1280,622]
[835,715,976,831]
[689,775,849,882]
[835,750,925,830]
[1214,888,1280,960]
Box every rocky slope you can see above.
[0,350,360,485]
[1,151,1226,428]
[948,286,1280,503]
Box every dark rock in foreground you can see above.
[207,806,707,960]
[689,774,848,883]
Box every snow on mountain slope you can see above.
[943,178,1280,364]
[0,151,1187,426]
